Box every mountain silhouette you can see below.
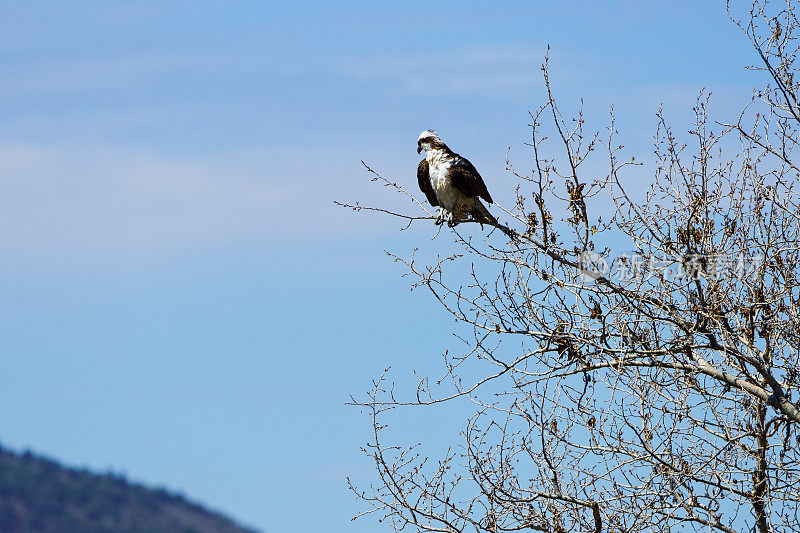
[0,444,260,533]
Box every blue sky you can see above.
[0,2,765,531]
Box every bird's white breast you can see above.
[427,152,463,210]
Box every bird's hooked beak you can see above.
[417,143,423,154]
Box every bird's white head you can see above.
[417,129,443,154]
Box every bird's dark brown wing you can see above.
[417,158,439,206]
[447,155,493,204]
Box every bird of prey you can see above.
[416,130,496,227]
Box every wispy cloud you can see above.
[0,143,379,266]
[0,51,273,100]
[337,44,548,98]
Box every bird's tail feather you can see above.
[473,201,497,225]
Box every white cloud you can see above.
[0,51,269,100]
[0,143,375,266]
[337,44,549,98]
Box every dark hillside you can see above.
[0,445,260,533]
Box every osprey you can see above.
[416,130,496,227]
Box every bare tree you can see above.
[344,2,800,531]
